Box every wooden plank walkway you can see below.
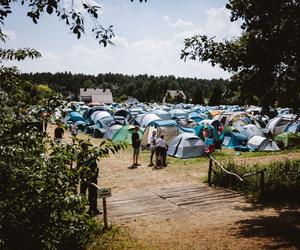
[104,185,244,222]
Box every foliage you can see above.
[210,159,300,201]
[0,48,41,62]
[0,66,125,249]
[209,84,224,105]
[182,0,300,111]
[20,72,230,104]
[0,0,115,46]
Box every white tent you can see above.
[141,120,178,147]
[238,124,264,139]
[267,117,293,136]
[167,133,206,159]
[140,113,161,128]
[247,136,280,151]
[90,110,111,123]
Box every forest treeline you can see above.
[20,72,230,105]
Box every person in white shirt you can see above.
[155,135,167,168]
[148,130,157,167]
[70,121,78,144]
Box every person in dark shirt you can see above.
[78,143,102,216]
[54,122,64,144]
[130,126,141,168]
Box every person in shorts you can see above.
[70,121,78,144]
[148,130,157,167]
[54,121,64,144]
[131,126,141,168]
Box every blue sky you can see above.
[2,0,241,79]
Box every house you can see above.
[79,88,113,104]
[162,90,186,104]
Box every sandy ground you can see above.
[48,124,300,249]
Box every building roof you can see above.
[79,88,113,104]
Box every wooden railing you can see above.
[208,155,266,196]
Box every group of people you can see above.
[130,126,168,169]
[54,121,78,144]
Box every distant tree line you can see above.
[20,72,230,104]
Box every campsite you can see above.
[42,101,300,249]
[1,0,299,249]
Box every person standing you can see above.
[78,143,101,216]
[155,135,167,168]
[54,122,64,144]
[70,121,78,144]
[148,130,157,167]
[130,126,141,168]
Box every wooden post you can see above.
[260,170,265,197]
[102,197,108,229]
[208,158,212,187]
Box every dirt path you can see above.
[99,149,300,250]
[48,125,300,249]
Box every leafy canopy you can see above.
[182,0,300,110]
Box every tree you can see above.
[209,84,224,106]
[165,92,173,104]
[182,0,300,111]
[83,79,94,89]
[0,66,125,249]
[192,88,205,104]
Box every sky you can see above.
[1,0,242,79]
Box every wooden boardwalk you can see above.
[104,185,244,222]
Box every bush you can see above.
[211,159,300,201]
[0,67,124,249]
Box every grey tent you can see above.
[167,133,206,159]
[247,136,280,151]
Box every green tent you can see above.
[274,132,300,149]
[111,125,143,144]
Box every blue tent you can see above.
[66,111,85,123]
[285,121,300,133]
[219,127,248,148]
[188,112,203,123]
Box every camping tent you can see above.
[274,132,300,149]
[238,124,264,139]
[65,111,85,123]
[111,125,143,144]
[90,110,112,123]
[285,120,300,133]
[167,133,206,159]
[150,109,171,120]
[188,112,203,123]
[141,120,178,147]
[139,113,161,128]
[267,117,293,136]
[247,136,280,151]
[103,124,123,140]
[169,109,188,119]
[219,127,248,149]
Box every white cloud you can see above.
[204,7,241,40]
[163,16,194,28]
[3,29,16,40]
[4,6,239,80]
[42,51,62,60]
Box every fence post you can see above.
[260,170,265,197]
[102,197,108,229]
[208,157,212,187]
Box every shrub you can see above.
[210,159,300,201]
[0,67,124,249]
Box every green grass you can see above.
[136,147,300,168]
[87,224,152,250]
